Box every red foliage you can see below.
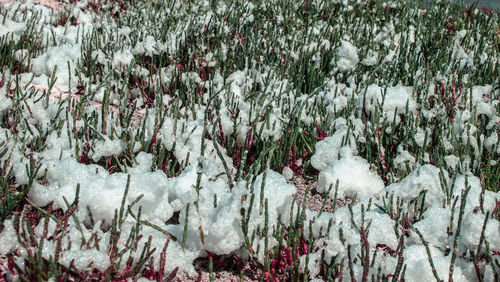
[314,122,326,141]
[267,234,308,281]
[285,146,308,176]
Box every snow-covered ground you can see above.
[0,0,498,281]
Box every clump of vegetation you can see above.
[0,0,498,280]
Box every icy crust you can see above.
[335,40,359,72]
[165,169,296,260]
[29,158,174,224]
[213,68,293,143]
[156,108,235,179]
[356,84,418,124]
[316,147,385,199]
[30,44,82,91]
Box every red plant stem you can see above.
[492,200,500,219]
[361,226,370,282]
[473,262,483,282]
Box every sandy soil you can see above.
[0,0,61,9]
[173,257,262,282]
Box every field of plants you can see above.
[0,0,498,281]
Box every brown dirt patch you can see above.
[173,256,262,282]
[291,175,350,213]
